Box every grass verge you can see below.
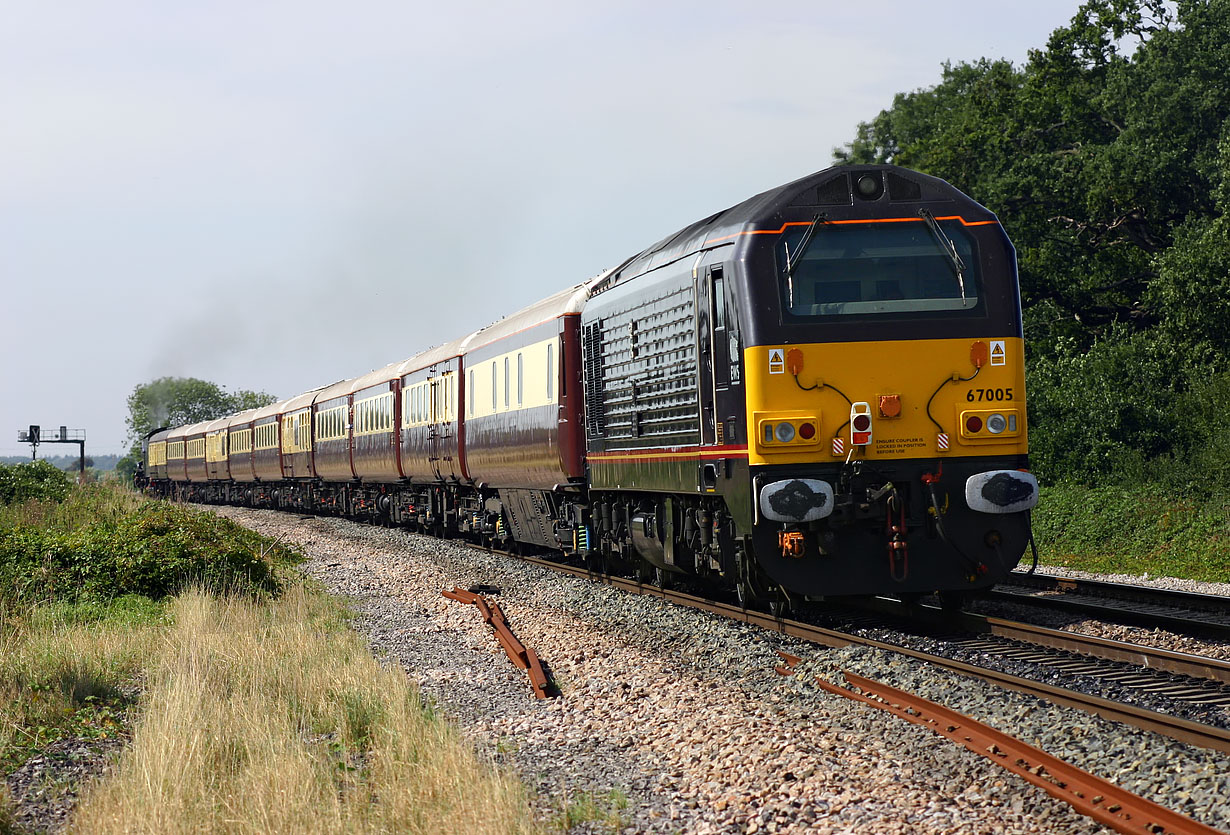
[3,484,537,833]
[1032,482,1230,581]
[69,586,537,834]
[0,595,162,773]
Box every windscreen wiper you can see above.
[785,213,826,280]
[918,208,968,305]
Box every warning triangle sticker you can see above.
[769,348,784,363]
[990,340,1007,366]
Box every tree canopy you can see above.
[837,0,1229,346]
[836,0,1230,486]
[126,377,277,448]
[118,377,277,478]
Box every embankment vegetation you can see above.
[0,470,536,834]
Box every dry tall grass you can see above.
[0,599,157,766]
[72,587,537,834]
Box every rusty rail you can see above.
[803,661,1222,835]
[442,587,554,699]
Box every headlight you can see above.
[774,422,796,443]
[986,413,1007,434]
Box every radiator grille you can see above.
[582,320,606,437]
[589,281,700,446]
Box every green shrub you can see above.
[1033,482,1230,581]
[0,461,72,505]
[0,492,300,605]
[1025,326,1230,487]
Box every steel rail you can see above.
[1008,571,1230,612]
[858,596,1230,688]
[990,573,1230,641]
[507,553,1230,752]
[811,666,1223,835]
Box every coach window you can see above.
[546,343,553,400]
[468,371,474,416]
[504,357,510,409]
[516,353,523,405]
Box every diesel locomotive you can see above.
[143,164,1038,607]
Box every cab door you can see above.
[695,268,717,446]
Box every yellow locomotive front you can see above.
[732,167,1037,599]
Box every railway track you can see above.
[981,571,1230,641]
[850,596,1230,711]
[485,548,1230,754]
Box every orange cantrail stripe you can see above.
[703,216,998,246]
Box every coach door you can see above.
[429,363,459,481]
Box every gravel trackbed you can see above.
[211,507,1230,835]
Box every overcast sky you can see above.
[1,0,1085,456]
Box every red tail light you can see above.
[799,422,816,440]
[965,415,983,433]
[850,402,873,446]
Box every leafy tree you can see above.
[125,377,277,446]
[836,0,1230,485]
[120,378,277,476]
[837,0,1230,352]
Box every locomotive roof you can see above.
[595,164,987,294]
